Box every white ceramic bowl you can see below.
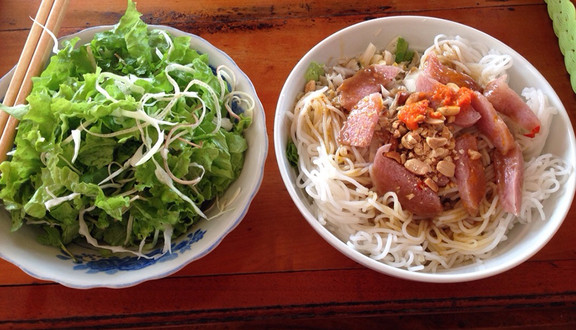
[274,16,576,283]
[0,25,267,289]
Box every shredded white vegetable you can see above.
[38,54,252,256]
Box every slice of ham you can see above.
[371,146,443,217]
[453,104,481,128]
[484,75,541,137]
[493,143,524,216]
[415,73,481,127]
[339,93,384,147]
[338,64,400,111]
[422,53,482,92]
[470,91,516,155]
[415,72,442,93]
[454,134,487,216]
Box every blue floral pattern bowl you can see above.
[0,25,267,289]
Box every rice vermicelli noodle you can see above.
[286,35,571,272]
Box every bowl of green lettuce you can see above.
[0,1,267,288]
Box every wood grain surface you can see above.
[0,0,575,328]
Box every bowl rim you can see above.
[274,15,576,283]
[0,24,268,289]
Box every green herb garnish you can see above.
[305,61,325,81]
[286,141,299,168]
[395,37,415,63]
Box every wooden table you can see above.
[1,0,575,328]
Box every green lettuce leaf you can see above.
[0,0,252,256]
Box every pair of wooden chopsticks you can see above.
[0,0,69,163]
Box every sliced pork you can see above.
[453,104,481,128]
[371,146,443,217]
[338,93,384,147]
[454,134,487,216]
[470,91,516,155]
[422,53,482,92]
[415,72,442,93]
[493,143,524,216]
[338,64,401,111]
[484,75,541,137]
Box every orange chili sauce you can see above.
[398,85,474,130]
[398,99,430,130]
[432,85,474,107]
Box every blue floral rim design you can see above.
[55,229,206,274]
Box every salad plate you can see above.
[0,22,267,289]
